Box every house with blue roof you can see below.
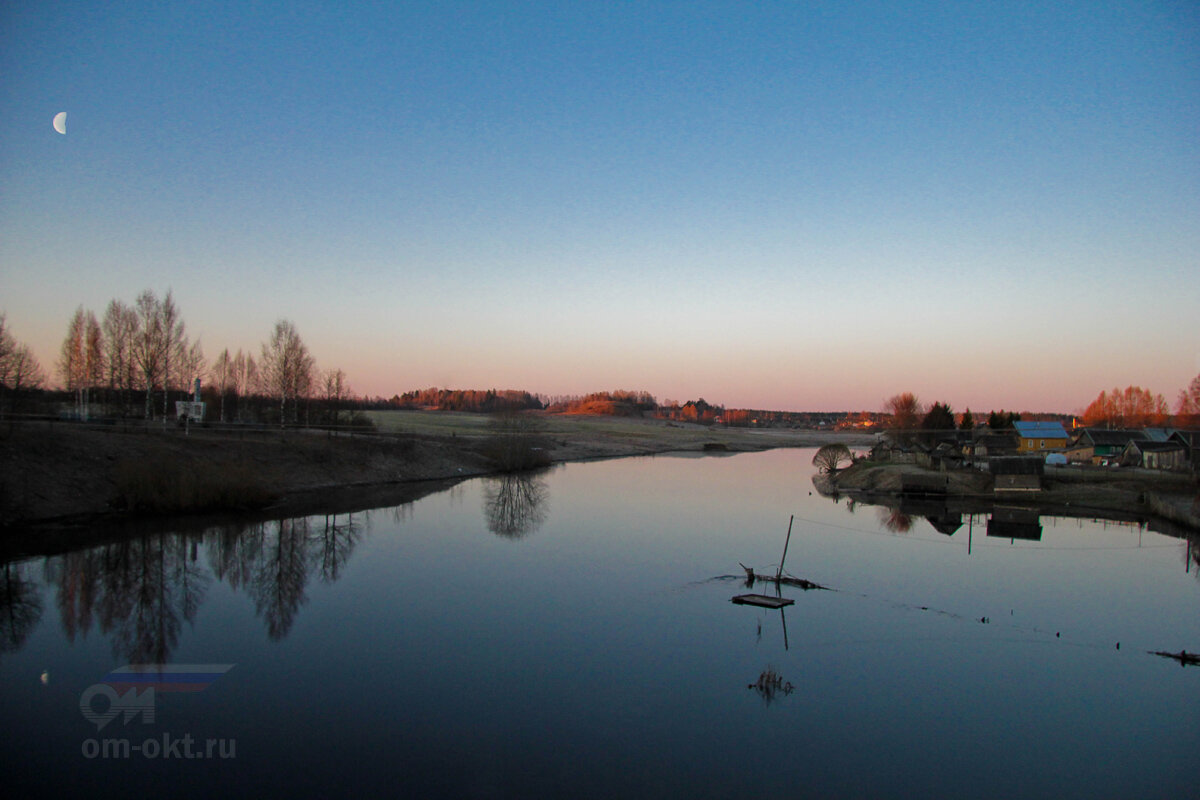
[1012,421,1069,454]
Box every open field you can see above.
[363,409,876,456]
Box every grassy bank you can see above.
[1,413,873,527]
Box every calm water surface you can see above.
[3,448,1197,798]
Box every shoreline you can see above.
[0,413,874,541]
[821,460,1200,534]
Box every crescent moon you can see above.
[53,112,67,135]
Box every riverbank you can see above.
[823,460,1200,531]
[0,412,874,529]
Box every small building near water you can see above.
[990,456,1044,493]
[1120,440,1187,470]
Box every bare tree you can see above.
[181,339,207,397]
[231,350,259,421]
[812,443,853,473]
[260,320,315,426]
[1176,374,1200,425]
[321,368,350,426]
[0,316,46,416]
[212,348,233,422]
[102,300,139,412]
[884,392,924,443]
[0,315,12,376]
[58,307,102,420]
[159,290,186,420]
[134,290,165,419]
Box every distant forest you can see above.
[4,293,1198,430]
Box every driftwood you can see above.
[738,563,829,591]
[1151,650,1200,666]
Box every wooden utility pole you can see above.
[776,515,794,582]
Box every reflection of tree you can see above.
[39,510,364,654]
[0,560,43,655]
[878,507,913,533]
[206,521,267,592]
[483,475,548,539]
[316,514,361,583]
[248,518,313,640]
[46,534,209,663]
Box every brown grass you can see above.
[113,457,277,514]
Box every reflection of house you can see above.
[1066,429,1147,465]
[1120,440,1187,470]
[898,497,961,534]
[1013,421,1069,453]
[990,456,1043,493]
[986,506,1043,541]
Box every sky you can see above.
[2,1,1197,413]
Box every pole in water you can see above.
[776,515,794,582]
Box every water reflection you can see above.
[987,506,1043,542]
[23,511,366,660]
[44,535,210,663]
[877,507,914,533]
[0,560,43,655]
[747,665,794,706]
[482,473,549,539]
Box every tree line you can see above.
[0,314,48,417]
[1082,380,1200,428]
[41,290,357,427]
[882,375,1200,440]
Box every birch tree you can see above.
[58,307,102,419]
[213,348,233,422]
[321,368,350,426]
[134,291,165,419]
[159,290,186,419]
[0,316,46,416]
[260,320,315,426]
[102,299,139,411]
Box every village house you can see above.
[1066,428,1148,466]
[1121,439,1188,470]
[1012,421,1069,454]
[972,431,1019,459]
[1168,431,1200,471]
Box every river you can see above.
[2,448,1197,798]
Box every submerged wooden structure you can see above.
[1151,650,1200,666]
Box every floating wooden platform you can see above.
[731,594,795,609]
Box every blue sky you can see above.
[2,1,1197,412]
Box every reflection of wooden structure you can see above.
[1151,650,1200,666]
[732,594,794,609]
[987,506,1042,541]
[900,473,948,496]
